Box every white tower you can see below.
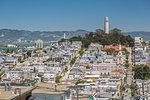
[104,17,109,34]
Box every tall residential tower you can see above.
[104,17,109,34]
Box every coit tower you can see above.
[104,17,109,34]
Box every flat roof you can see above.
[32,83,70,94]
[0,86,34,100]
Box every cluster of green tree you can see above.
[75,81,87,85]
[65,67,68,72]
[31,81,37,86]
[59,28,134,48]
[86,65,90,69]
[27,51,31,57]
[93,80,96,82]
[79,49,84,56]
[19,60,25,63]
[130,82,137,96]
[125,59,129,68]
[41,77,46,83]
[124,48,130,68]
[33,48,39,53]
[124,77,127,83]
[47,58,55,61]
[85,48,88,51]
[141,41,148,47]
[120,85,125,92]
[0,73,2,76]
[134,64,150,80]
[55,76,62,83]
[5,49,13,53]
[123,48,130,55]
[112,99,119,100]
[70,56,77,64]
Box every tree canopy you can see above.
[134,64,150,80]
[79,50,84,56]
[27,51,31,57]
[55,76,62,83]
[59,28,134,48]
[75,81,87,85]
[70,56,77,64]
[19,60,25,63]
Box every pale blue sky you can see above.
[0,0,150,32]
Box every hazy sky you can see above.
[0,0,150,32]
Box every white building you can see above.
[7,44,17,48]
[70,41,82,50]
[91,63,119,75]
[7,70,31,80]
[43,71,56,83]
[135,37,143,43]
[35,39,43,48]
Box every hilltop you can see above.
[0,29,88,41]
[123,31,150,41]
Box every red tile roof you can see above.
[111,70,123,73]
[104,45,126,52]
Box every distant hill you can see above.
[0,29,150,42]
[123,31,150,41]
[0,29,89,42]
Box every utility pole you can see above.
[76,88,79,100]
[120,78,123,100]
[142,81,144,100]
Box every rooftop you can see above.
[32,83,70,94]
[0,86,34,100]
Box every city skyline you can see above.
[0,0,150,32]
